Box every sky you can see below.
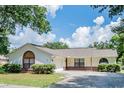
[9,5,123,48]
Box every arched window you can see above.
[99,58,108,64]
[23,51,35,70]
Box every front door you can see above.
[23,51,35,70]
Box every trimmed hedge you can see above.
[2,64,21,73]
[98,64,120,72]
[2,63,10,72]
[106,64,120,72]
[0,65,5,74]
[98,64,107,72]
[31,64,56,74]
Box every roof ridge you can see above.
[7,43,117,57]
[53,48,97,50]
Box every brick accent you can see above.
[65,66,98,71]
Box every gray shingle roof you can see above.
[8,43,118,58]
[35,45,118,57]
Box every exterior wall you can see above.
[53,56,65,71]
[92,57,99,66]
[107,57,116,64]
[67,58,74,67]
[0,60,8,64]
[66,57,117,67]
[84,57,92,67]
[92,57,116,66]
[8,44,52,68]
[0,56,8,64]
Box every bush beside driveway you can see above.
[51,71,124,88]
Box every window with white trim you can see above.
[99,58,109,64]
[74,58,85,67]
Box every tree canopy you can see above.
[0,5,51,55]
[111,21,124,63]
[43,42,69,49]
[88,41,113,49]
[91,5,124,18]
[91,5,124,64]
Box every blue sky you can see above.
[9,5,122,48]
[47,5,118,40]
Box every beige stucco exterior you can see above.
[0,60,8,64]
[8,44,53,68]
[65,57,116,67]
[52,56,65,71]
[52,56,117,71]
[0,56,8,64]
[8,44,117,71]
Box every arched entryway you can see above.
[23,51,35,70]
[99,58,108,64]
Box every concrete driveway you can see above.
[50,71,124,88]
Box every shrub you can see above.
[2,64,21,73]
[31,64,55,74]
[114,64,120,72]
[98,64,120,72]
[106,64,115,72]
[0,65,5,74]
[106,64,120,72]
[2,63,10,72]
[31,64,40,74]
[8,64,21,73]
[98,64,107,72]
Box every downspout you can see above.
[65,58,68,70]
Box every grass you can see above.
[0,73,63,87]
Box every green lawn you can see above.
[0,73,63,87]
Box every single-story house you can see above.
[7,43,118,71]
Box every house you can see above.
[7,43,118,71]
[0,55,8,64]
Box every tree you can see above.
[0,5,51,55]
[0,29,9,55]
[111,22,124,63]
[89,41,113,49]
[91,5,124,64]
[0,37,9,55]
[91,5,124,18]
[43,42,69,49]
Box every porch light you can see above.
[51,56,55,62]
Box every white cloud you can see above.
[8,5,63,48]
[9,16,121,49]
[8,28,56,48]
[45,5,63,18]
[60,27,91,47]
[60,16,121,48]
[93,16,104,25]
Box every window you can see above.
[99,58,108,64]
[74,58,85,67]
